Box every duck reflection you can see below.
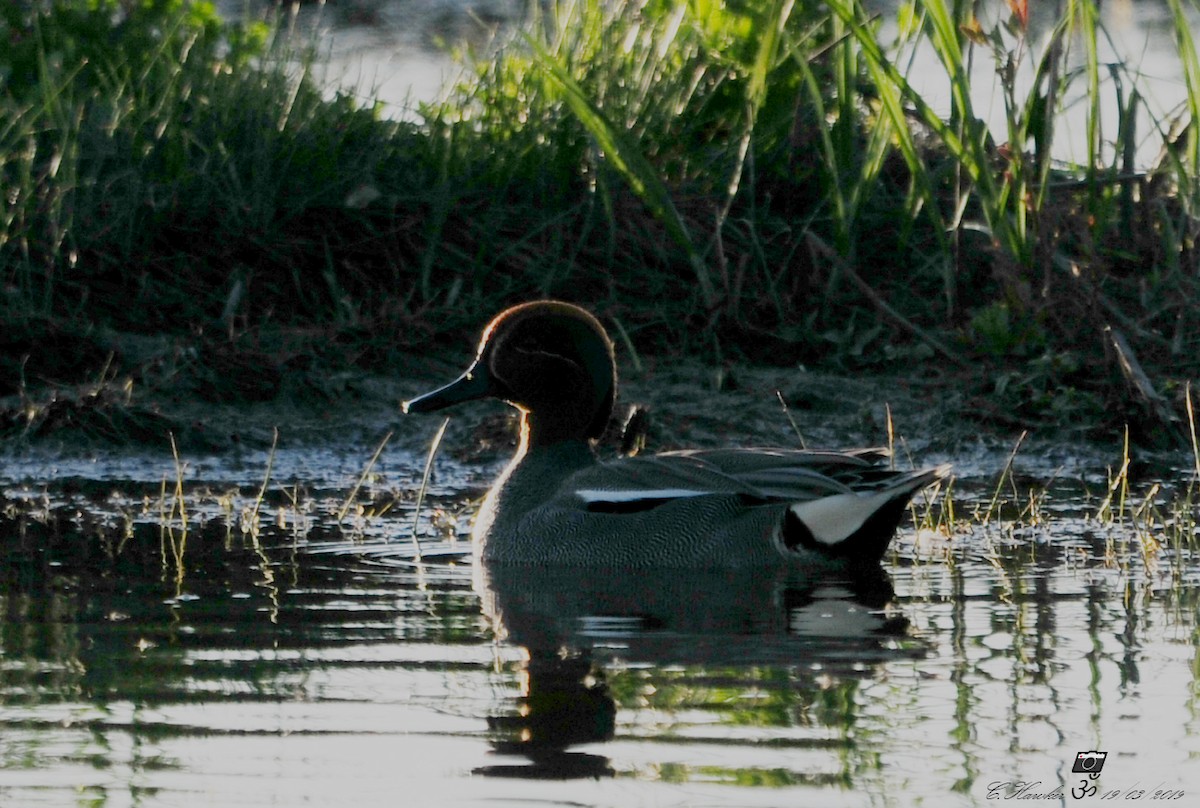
[474,562,915,780]
[475,649,617,779]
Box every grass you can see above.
[1,0,1199,446]
[894,392,1200,586]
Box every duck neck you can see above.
[518,410,596,454]
[476,412,596,546]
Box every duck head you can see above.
[403,301,617,447]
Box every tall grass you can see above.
[1166,0,1200,215]
[1,0,424,329]
[421,0,967,347]
[829,0,1140,292]
[2,0,1200,439]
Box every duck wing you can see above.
[569,447,898,508]
[660,448,895,499]
[649,449,950,554]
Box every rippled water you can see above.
[1,443,1197,806]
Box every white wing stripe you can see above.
[576,488,708,504]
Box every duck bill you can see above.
[403,364,493,414]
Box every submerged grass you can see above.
[1,0,1199,447]
[2,422,1195,603]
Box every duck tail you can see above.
[782,464,951,564]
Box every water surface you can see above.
[1,443,1196,806]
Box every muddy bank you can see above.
[0,340,1145,493]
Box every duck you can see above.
[403,300,949,569]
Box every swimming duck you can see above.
[404,301,948,569]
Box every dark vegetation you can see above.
[2,0,1199,448]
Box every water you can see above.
[1,443,1197,806]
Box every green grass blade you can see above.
[746,0,795,111]
[1166,0,1200,196]
[828,0,1030,263]
[825,0,977,180]
[523,30,714,307]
